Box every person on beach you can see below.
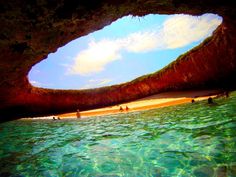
[125,105,129,111]
[119,106,124,111]
[76,109,81,118]
[191,99,195,103]
[53,116,61,120]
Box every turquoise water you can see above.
[0,92,236,177]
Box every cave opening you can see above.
[28,13,222,90]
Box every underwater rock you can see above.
[216,165,228,177]
[193,165,215,177]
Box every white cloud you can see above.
[30,80,54,88]
[69,39,122,75]
[30,80,42,87]
[125,31,158,52]
[81,78,113,89]
[98,79,113,86]
[89,78,113,85]
[161,14,222,49]
[68,14,222,75]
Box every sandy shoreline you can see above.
[56,89,222,119]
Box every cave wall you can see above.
[0,0,235,120]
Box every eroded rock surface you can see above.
[0,0,236,120]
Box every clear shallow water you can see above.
[0,92,236,177]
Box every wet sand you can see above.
[57,89,222,119]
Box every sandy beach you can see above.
[57,89,222,119]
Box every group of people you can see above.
[119,105,129,111]
[75,105,129,119]
[191,91,230,105]
[67,91,231,120]
[192,97,215,104]
[52,116,60,120]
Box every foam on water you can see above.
[0,92,236,176]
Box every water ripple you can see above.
[1,91,236,176]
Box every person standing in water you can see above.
[76,109,81,118]
[208,97,213,104]
[224,91,229,98]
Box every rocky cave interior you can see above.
[0,0,235,121]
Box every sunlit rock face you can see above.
[0,0,235,121]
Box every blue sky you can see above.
[29,14,222,89]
